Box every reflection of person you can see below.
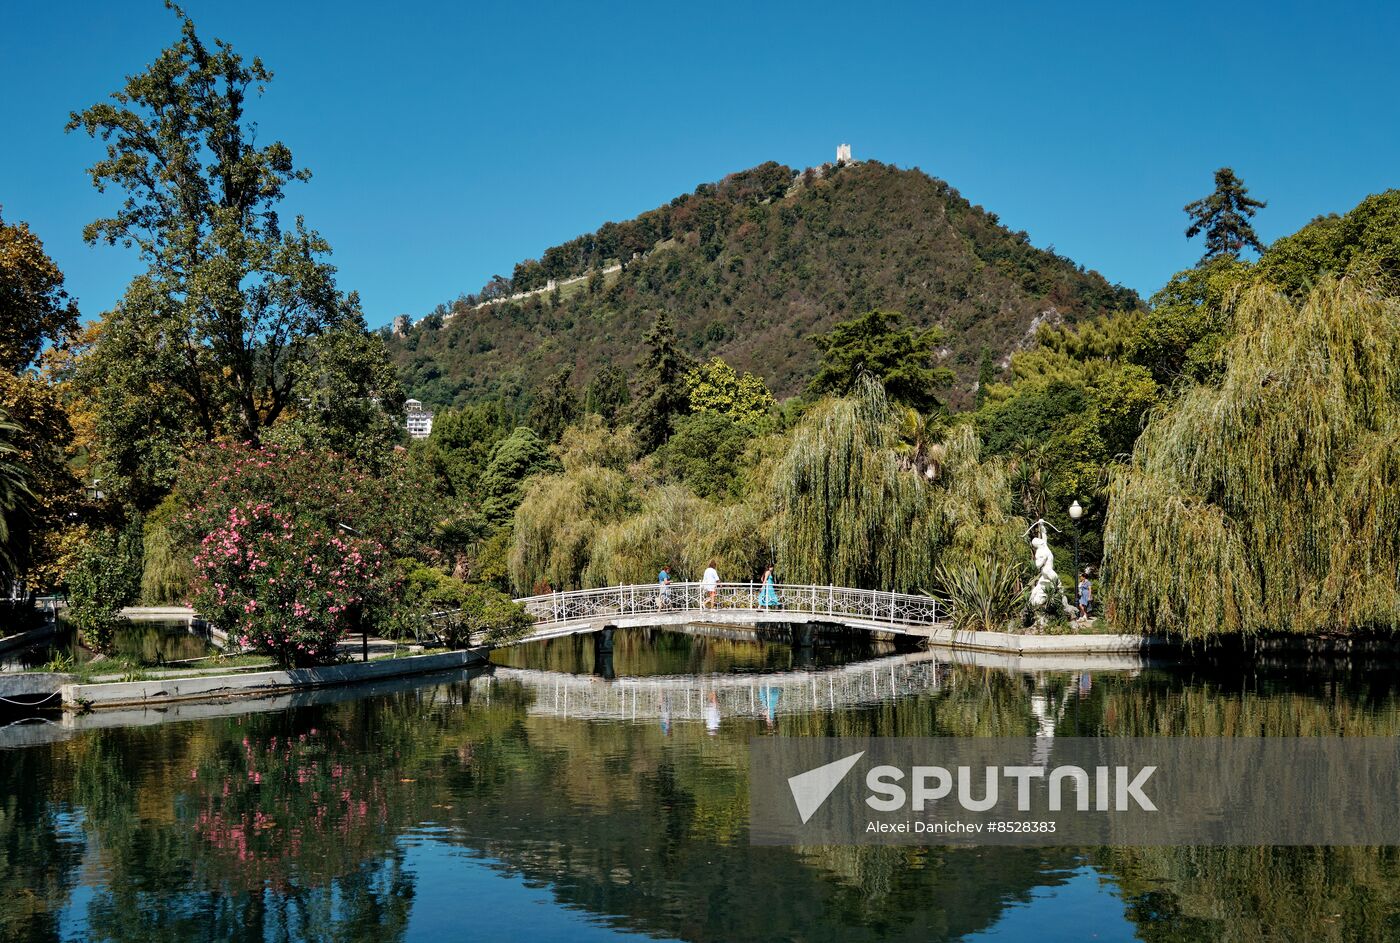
[657,565,672,610]
[701,560,720,609]
[759,685,780,728]
[1077,572,1092,619]
[704,691,720,735]
[660,692,672,735]
[758,565,779,609]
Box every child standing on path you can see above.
[1078,572,1092,620]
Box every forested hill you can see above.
[386,159,1140,409]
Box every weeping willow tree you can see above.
[773,377,1023,594]
[508,464,637,592]
[1104,280,1400,638]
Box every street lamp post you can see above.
[1068,500,1083,583]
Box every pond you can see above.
[0,618,216,673]
[2,626,1399,941]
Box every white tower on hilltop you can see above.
[836,143,852,163]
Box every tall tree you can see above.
[631,312,695,451]
[0,217,81,592]
[0,212,78,373]
[1184,168,1268,262]
[0,414,33,579]
[974,346,997,408]
[526,367,580,442]
[479,427,557,524]
[808,309,953,412]
[583,364,631,426]
[68,8,383,501]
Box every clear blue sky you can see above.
[3,0,1397,329]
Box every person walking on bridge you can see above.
[657,564,673,610]
[701,561,721,609]
[758,565,780,610]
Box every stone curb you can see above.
[922,627,1161,655]
[61,647,490,709]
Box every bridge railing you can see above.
[514,582,942,629]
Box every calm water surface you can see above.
[3,627,1400,941]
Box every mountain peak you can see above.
[387,160,1138,410]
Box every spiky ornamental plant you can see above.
[1103,280,1400,639]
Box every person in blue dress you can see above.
[758,564,780,609]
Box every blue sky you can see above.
[3,0,1397,329]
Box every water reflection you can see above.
[3,629,1400,940]
[0,618,214,672]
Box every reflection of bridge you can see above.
[490,651,945,722]
[511,583,949,645]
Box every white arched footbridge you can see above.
[510,582,951,645]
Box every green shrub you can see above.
[66,520,143,653]
[391,562,532,647]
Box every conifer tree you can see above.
[631,312,694,451]
[1184,168,1268,262]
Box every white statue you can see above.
[1026,520,1075,619]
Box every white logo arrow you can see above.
[787,751,865,824]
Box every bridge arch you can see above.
[510,582,949,644]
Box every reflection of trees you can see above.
[1103,845,1400,943]
[0,744,83,942]
[14,658,1400,940]
[491,626,892,677]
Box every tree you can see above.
[1129,257,1251,386]
[0,211,78,373]
[685,357,777,429]
[974,346,997,408]
[1256,189,1400,297]
[0,413,33,579]
[68,9,380,500]
[583,364,630,425]
[1184,168,1267,262]
[417,402,508,499]
[631,312,694,451]
[479,427,557,524]
[0,372,80,591]
[263,326,407,467]
[526,367,580,442]
[659,412,749,498]
[65,517,143,653]
[774,377,1022,592]
[1105,281,1400,639]
[807,310,953,412]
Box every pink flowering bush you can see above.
[190,502,389,667]
[173,441,434,558]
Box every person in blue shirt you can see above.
[657,565,672,610]
[1077,572,1092,619]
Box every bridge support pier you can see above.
[592,627,616,679]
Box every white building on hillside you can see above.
[405,399,434,439]
[836,143,853,163]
